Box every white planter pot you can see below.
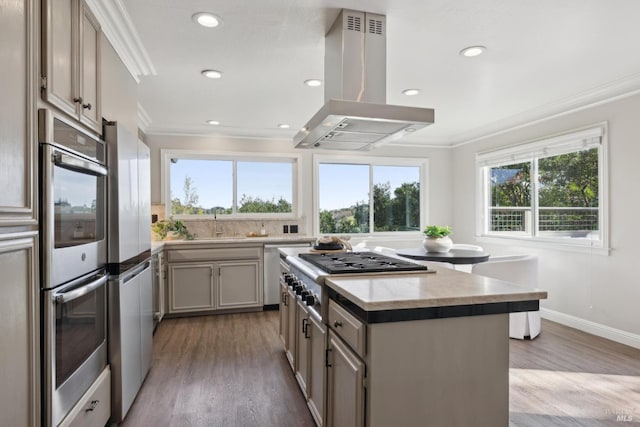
[422,236,453,253]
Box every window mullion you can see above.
[232,160,238,214]
[369,165,374,234]
[531,158,539,237]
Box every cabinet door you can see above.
[217,261,261,308]
[153,252,165,322]
[78,1,101,132]
[0,0,36,226]
[118,271,142,417]
[295,300,310,397]
[168,263,215,313]
[138,266,153,379]
[279,281,289,346]
[0,232,39,427]
[308,314,326,427]
[285,287,297,368]
[42,0,77,117]
[327,331,364,427]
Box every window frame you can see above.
[313,154,429,237]
[475,123,609,253]
[161,149,302,219]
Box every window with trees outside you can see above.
[476,124,607,248]
[316,157,426,235]
[165,153,298,217]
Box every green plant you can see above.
[152,217,193,240]
[423,225,452,238]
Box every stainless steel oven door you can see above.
[41,142,107,288]
[44,270,108,427]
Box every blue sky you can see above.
[170,160,419,210]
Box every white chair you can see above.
[450,244,483,272]
[471,255,541,339]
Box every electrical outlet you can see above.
[290,224,298,233]
[283,225,289,234]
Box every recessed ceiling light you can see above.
[304,79,322,87]
[459,46,487,57]
[278,124,290,129]
[201,69,223,79]
[192,12,222,28]
[206,120,220,125]
[402,89,420,96]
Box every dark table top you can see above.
[396,248,490,265]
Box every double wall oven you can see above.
[39,109,108,426]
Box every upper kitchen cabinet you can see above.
[42,0,102,134]
[0,0,36,227]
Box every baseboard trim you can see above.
[540,308,640,350]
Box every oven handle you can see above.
[53,152,107,177]
[55,274,108,303]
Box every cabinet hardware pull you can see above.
[73,97,83,104]
[325,348,332,367]
[282,292,287,305]
[302,318,310,338]
[333,320,343,328]
[82,102,92,110]
[85,399,99,412]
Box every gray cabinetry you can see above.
[166,245,263,315]
[0,0,39,425]
[326,301,365,427]
[307,314,326,426]
[42,0,102,133]
[0,232,39,427]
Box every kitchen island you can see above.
[323,268,547,427]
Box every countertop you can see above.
[151,235,316,253]
[324,267,547,312]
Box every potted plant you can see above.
[422,225,453,253]
[152,217,193,240]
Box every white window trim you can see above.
[313,154,429,237]
[161,149,302,219]
[475,122,610,254]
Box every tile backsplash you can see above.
[151,204,306,238]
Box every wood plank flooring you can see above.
[121,313,640,427]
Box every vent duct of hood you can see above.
[294,9,434,151]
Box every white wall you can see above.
[451,93,640,344]
[144,134,452,245]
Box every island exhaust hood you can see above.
[294,9,434,151]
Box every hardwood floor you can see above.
[121,313,640,427]
[509,320,640,426]
[120,312,315,427]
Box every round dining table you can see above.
[396,248,490,265]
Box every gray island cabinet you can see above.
[324,269,547,427]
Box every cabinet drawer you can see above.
[167,246,261,262]
[59,366,111,427]
[328,300,365,357]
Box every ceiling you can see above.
[110,0,640,147]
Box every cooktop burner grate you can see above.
[299,251,429,274]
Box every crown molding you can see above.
[84,0,156,83]
[137,103,152,132]
[450,72,640,148]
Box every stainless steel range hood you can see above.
[294,9,434,151]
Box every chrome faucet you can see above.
[213,211,223,237]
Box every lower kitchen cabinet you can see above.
[307,314,326,426]
[151,250,165,325]
[327,329,365,427]
[0,232,39,427]
[218,261,261,308]
[295,299,311,396]
[278,280,290,348]
[58,367,110,427]
[166,245,263,315]
[168,263,215,312]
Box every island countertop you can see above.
[324,267,547,313]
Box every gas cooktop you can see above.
[298,251,429,274]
